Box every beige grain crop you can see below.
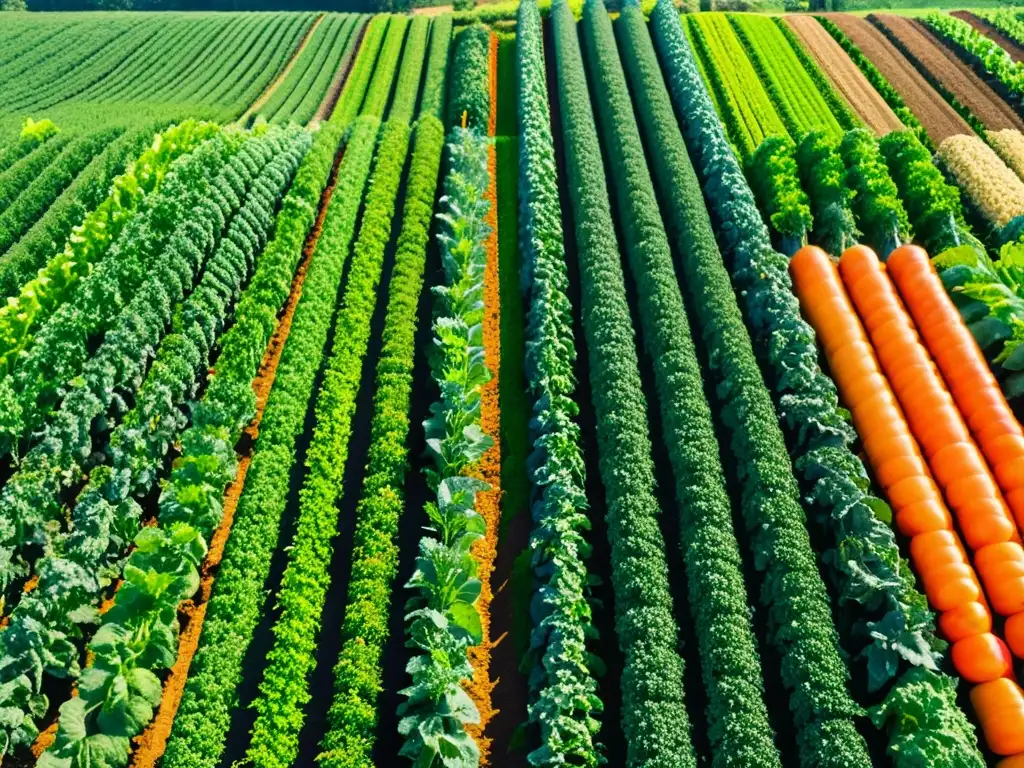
[938,134,1024,229]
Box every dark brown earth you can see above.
[952,11,1024,63]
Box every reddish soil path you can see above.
[785,15,903,135]
[311,17,367,126]
[952,11,1024,63]
[825,13,972,144]
[871,14,1024,132]
[127,143,348,768]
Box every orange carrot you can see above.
[972,678,1024,755]
[888,244,1024,535]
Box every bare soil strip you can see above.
[127,143,347,768]
[872,14,1024,132]
[825,13,972,144]
[311,19,367,126]
[785,15,903,135]
[952,11,1024,63]
[237,13,325,126]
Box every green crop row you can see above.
[772,16,860,131]
[245,119,411,768]
[748,135,813,253]
[286,15,368,126]
[448,22,491,132]
[0,132,69,210]
[0,127,119,255]
[650,4,983,764]
[161,114,381,768]
[37,128,308,768]
[553,0,695,763]
[729,13,845,138]
[839,128,910,257]
[0,123,151,298]
[334,14,389,126]
[0,130,275,762]
[686,13,787,160]
[420,14,453,120]
[814,16,931,149]
[363,16,409,120]
[388,16,429,124]
[0,116,58,174]
[923,12,1024,110]
[318,114,444,768]
[978,8,1024,47]
[795,130,860,256]
[516,2,602,766]
[614,3,784,765]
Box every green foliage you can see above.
[19,116,58,144]
[447,23,491,132]
[815,16,931,149]
[748,135,813,254]
[650,2,981,764]
[977,8,1024,49]
[615,3,783,765]
[729,13,845,138]
[362,16,410,120]
[516,2,602,765]
[245,118,410,768]
[316,115,445,768]
[420,15,453,120]
[0,134,68,211]
[398,125,490,768]
[794,130,860,256]
[553,0,695,764]
[161,115,380,768]
[839,128,910,257]
[771,16,860,131]
[923,12,1024,109]
[334,14,389,126]
[878,130,975,255]
[388,16,429,124]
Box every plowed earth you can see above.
[825,13,972,144]
[785,15,903,135]
[871,14,1024,132]
[951,11,1024,63]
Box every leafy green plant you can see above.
[516,2,602,766]
[362,16,410,120]
[447,23,491,132]
[795,130,860,256]
[748,135,812,255]
[388,16,429,124]
[420,14,453,120]
[839,129,909,258]
[650,2,981,764]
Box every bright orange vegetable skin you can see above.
[971,678,1024,755]
[951,632,1013,682]
[888,244,1024,532]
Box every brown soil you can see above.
[310,18,368,127]
[464,32,502,767]
[825,13,972,144]
[871,14,1024,132]
[951,11,1024,63]
[411,4,453,16]
[238,12,325,126]
[785,15,903,135]
[127,142,347,768]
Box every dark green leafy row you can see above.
[0,133,239,599]
[552,1,694,764]
[317,114,444,768]
[650,4,983,764]
[614,3,783,766]
[0,127,118,255]
[420,14,453,120]
[839,128,909,257]
[748,135,812,255]
[0,131,271,761]
[38,128,309,768]
[0,117,58,175]
[246,118,411,768]
[814,16,931,149]
[387,16,429,125]
[0,132,68,210]
[362,16,410,120]
[794,130,860,257]
[161,113,381,768]
[447,22,491,131]
[649,5,869,767]
[516,2,601,766]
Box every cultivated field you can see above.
[5,3,1024,768]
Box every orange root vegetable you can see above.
[972,678,1024,755]
[939,601,992,643]
[888,244,1024,532]
[952,632,1014,683]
